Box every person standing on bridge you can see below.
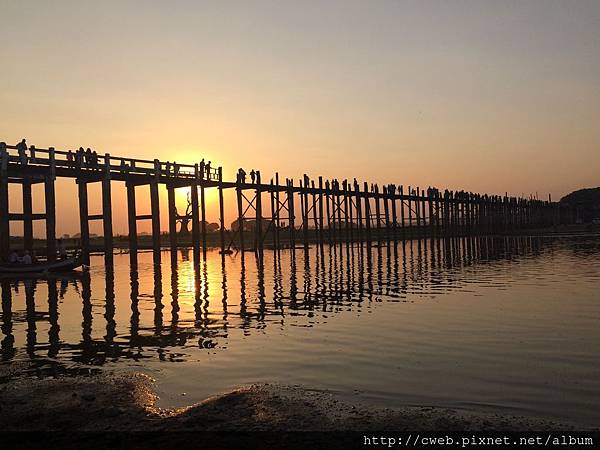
[199,159,205,180]
[67,150,74,167]
[205,161,211,180]
[16,139,27,165]
[250,169,256,184]
[237,168,246,184]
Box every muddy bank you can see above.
[0,369,583,433]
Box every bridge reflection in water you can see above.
[1,236,544,368]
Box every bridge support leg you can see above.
[102,177,113,264]
[0,145,10,262]
[77,179,90,265]
[218,169,226,254]
[45,176,56,262]
[126,182,138,267]
[150,181,161,264]
[167,186,177,253]
[255,171,263,253]
[200,185,207,256]
[191,184,200,261]
[236,185,244,252]
[23,178,33,254]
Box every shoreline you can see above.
[0,365,590,433]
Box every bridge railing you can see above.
[0,143,224,180]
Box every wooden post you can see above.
[150,163,161,264]
[270,179,276,249]
[255,171,263,252]
[218,167,226,253]
[398,185,405,237]
[23,178,33,253]
[126,182,137,266]
[374,184,381,240]
[77,179,90,265]
[102,154,113,263]
[274,172,281,249]
[344,182,351,243]
[287,179,295,248]
[318,177,324,246]
[191,184,200,261]
[355,180,363,241]
[302,175,309,248]
[407,186,413,237]
[167,186,177,252]
[391,185,398,239]
[236,182,245,252]
[325,181,332,244]
[45,148,57,262]
[364,182,371,242]
[200,183,207,255]
[0,143,10,262]
[383,186,390,241]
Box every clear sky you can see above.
[2,0,599,236]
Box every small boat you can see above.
[0,254,84,275]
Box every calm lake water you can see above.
[1,235,599,427]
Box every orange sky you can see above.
[2,1,599,236]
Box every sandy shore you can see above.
[0,364,584,433]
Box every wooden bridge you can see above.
[0,141,564,266]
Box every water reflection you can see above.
[0,235,595,371]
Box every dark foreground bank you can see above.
[1,365,597,449]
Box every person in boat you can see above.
[8,250,18,264]
[57,239,67,260]
[21,251,32,265]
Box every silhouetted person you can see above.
[16,139,27,165]
[67,150,74,166]
[205,161,211,180]
[8,250,18,264]
[57,239,67,259]
[173,162,180,176]
[250,169,256,184]
[238,168,246,184]
[199,159,205,180]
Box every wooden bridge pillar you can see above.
[325,181,332,244]
[45,148,57,262]
[236,183,245,252]
[287,179,295,248]
[126,182,137,266]
[391,185,398,239]
[383,186,390,240]
[77,179,90,265]
[191,183,201,262]
[255,171,263,252]
[318,177,324,246]
[150,165,161,264]
[102,154,113,263]
[23,178,33,254]
[364,182,371,242]
[218,168,226,254]
[0,143,9,262]
[355,181,363,241]
[167,186,177,252]
[302,175,309,248]
[274,173,281,250]
[374,185,381,239]
[200,183,207,255]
